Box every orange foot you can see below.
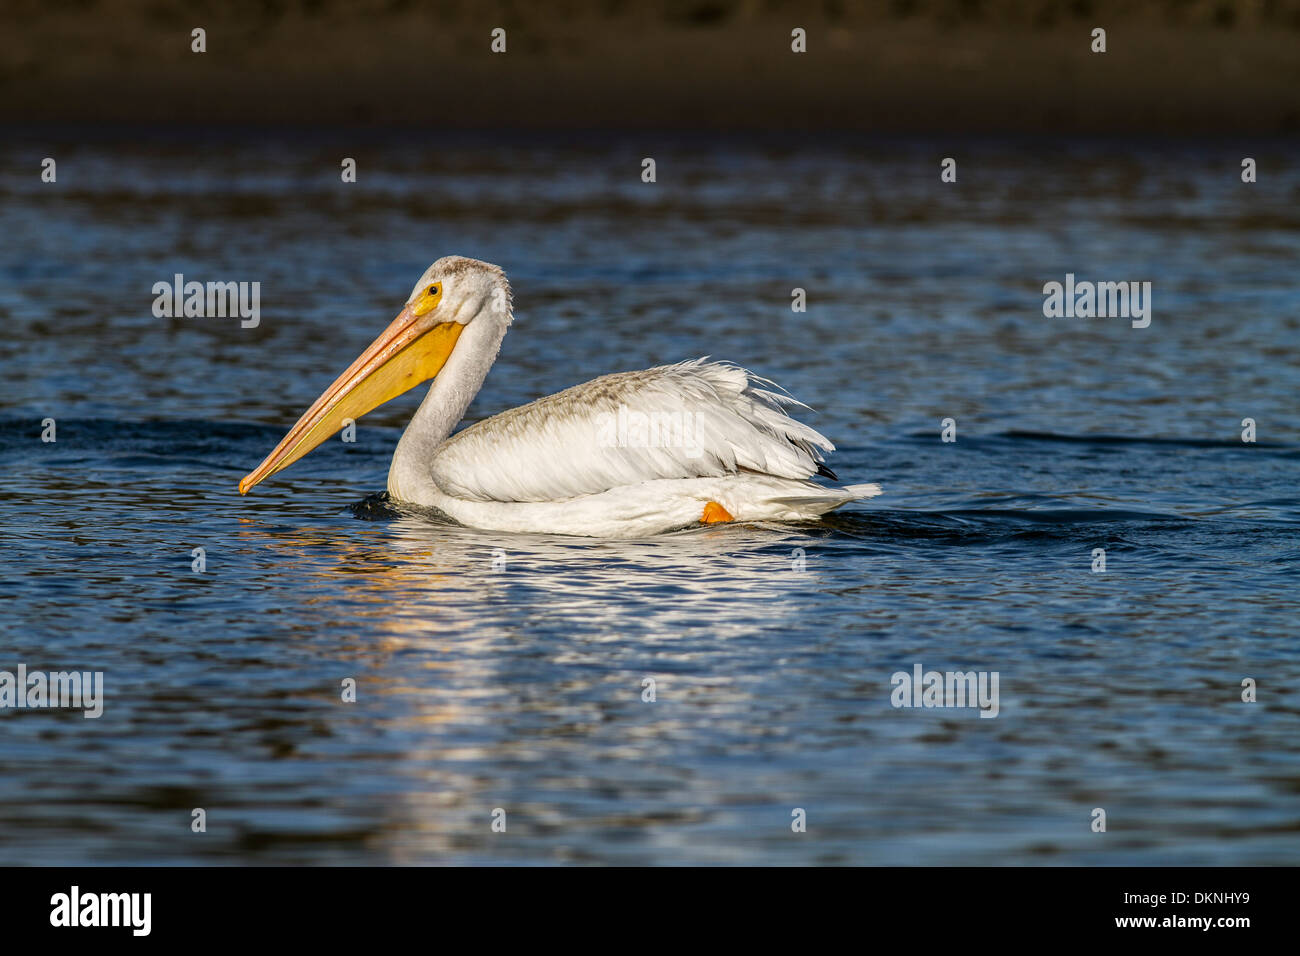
[701,501,734,524]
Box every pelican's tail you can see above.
[843,482,883,500]
[760,481,883,519]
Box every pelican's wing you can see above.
[429,359,835,502]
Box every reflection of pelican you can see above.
[239,257,881,536]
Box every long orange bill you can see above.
[239,304,462,494]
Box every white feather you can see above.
[392,359,882,537]
[428,359,834,503]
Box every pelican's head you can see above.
[239,256,511,494]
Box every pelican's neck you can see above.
[388,313,509,501]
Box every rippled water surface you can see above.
[2,132,1298,864]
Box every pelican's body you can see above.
[241,257,881,537]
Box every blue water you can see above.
[1,132,1298,864]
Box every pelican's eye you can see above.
[411,282,442,317]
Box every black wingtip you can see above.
[816,462,839,481]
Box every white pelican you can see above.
[239,257,881,537]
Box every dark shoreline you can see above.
[4,1,1298,134]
